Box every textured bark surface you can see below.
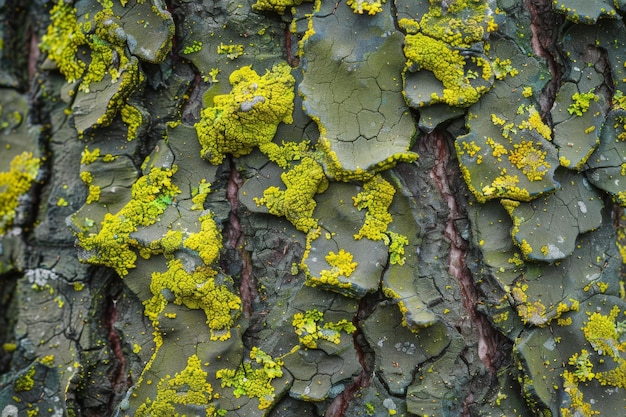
[1,1,626,416]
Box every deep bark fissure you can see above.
[225,157,256,316]
[525,0,563,117]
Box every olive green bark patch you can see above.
[362,302,449,395]
[299,1,417,176]
[503,169,603,262]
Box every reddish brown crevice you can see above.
[103,291,128,411]
[285,25,299,68]
[325,370,370,417]
[525,0,563,116]
[425,131,504,374]
[226,158,256,316]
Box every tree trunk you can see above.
[1,1,625,416]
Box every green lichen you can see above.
[191,179,211,211]
[252,0,310,14]
[561,305,626,416]
[255,157,328,233]
[216,43,244,59]
[352,175,409,265]
[39,1,87,83]
[292,308,357,348]
[353,175,395,241]
[182,40,203,55]
[403,32,487,107]
[418,0,494,48]
[80,147,100,165]
[306,248,358,290]
[74,166,180,277]
[120,104,143,141]
[0,152,40,235]
[216,347,284,410]
[14,366,36,392]
[258,140,310,169]
[568,90,599,117]
[195,63,295,165]
[136,354,218,417]
[346,0,385,15]
[401,0,496,108]
[183,212,222,266]
[144,258,241,341]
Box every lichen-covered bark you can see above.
[2,0,626,416]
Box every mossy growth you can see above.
[191,179,211,211]
[255,157,328,233]
[400,0,496,108]
[0,152,40,235]
[305,248,358,290]
[183,213,223,266]
[259,140,310,169]
[251,0,310,14]
[216,347,284,410]
[352,175,409,265]
[120,104,143,141]
[136,354,220,417]
[403,32,488,107]
[39,2,129,92]
[510,281,581,326]
[568,90,599,117]
[14,365,36,392]
[74,166,180,277]
[195,63,295,165]
[39,1,87,83]
[561,305,626,416]
[292,308,357,348]
[144,258,241,341]
[418,0,494,48]
[346,0,385,15]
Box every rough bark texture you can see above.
[2,1,626,416]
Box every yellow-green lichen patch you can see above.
[456,129,558,203]
[292,309,356,349]
[553,296,626,417]
[403,33,490,108]
[501,169,603,262]
[183,212,222,266]
[0,152,40,235]
[346,0,385,15]
[195,63,295,165]
[39,1,87,83]
[306,249,358,291]
[254,157,328,233]
[216,347,285,410]
[258,140,310,169]
[552,0,618,24]
[352,175,409,265]
[252,0,311,13]
[400,0,498,110]
[136,354,218,417]
[120,104,145,141]
[299,4,418,176]
[145,258,241,341]
[216,43,244,59]
[73,166,180,276]
[353,175,395,241]
[418,0,494,48]
[551,83,606,170]
[296,182,388,298]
